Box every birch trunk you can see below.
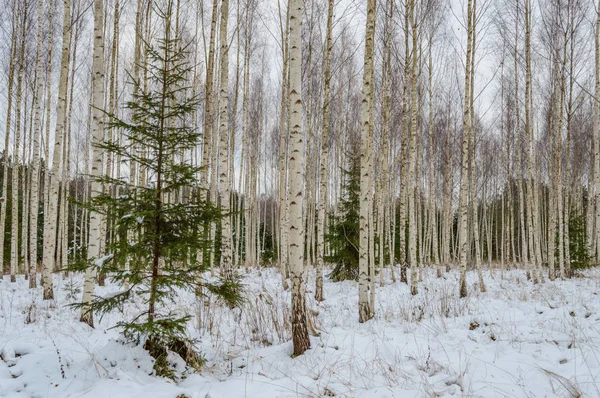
[0,2,18,278]
[42,0,56,269]
[468,1,485,292]
[42,0,72,300]
[278,1,291,288]
[315,0,333,302]
[547,54,559,281]
[62,13,80,279]
[228,4,240,268]
[80,0,106,326]
[564,27,575,277]
[426,30,438,273]
[442,103,453,269]
[381,0,393,282]
[594,0,600,264]
[218,0,233,280]
[524,0,540,283]
[398,0,410,282]
[287,0,310,356]
[408,0,419,295]
[240,12,251,267]
[358,0,376,322]
[10,2,28,282]
[197,0,218,275]
[29,0,45,287]
[23,99,32,278]
[458,0,474,298]
[555,36,568,279]
[513,1,527,269]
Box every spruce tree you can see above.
[326,143,360,281]
[77,1,242,378]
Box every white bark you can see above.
[278,1,291,288]
[198,0,218,265]
[408,0,418,296]
[594,0,600,264]
[10,2,27,283]
[42,0,72,300]
[315,0,334,302]
[524,0,541,283]
[80,0,105,326]
[358,0,376,322]
[468,1,485,292]
[218,0,233,279]
[287,0,310,356]
[0,2,18,279]
[458,0,474,298]
[29,0,46,288]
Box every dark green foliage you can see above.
[326,147,360,282]
[569,213,592,270]
[0,158,35,273]
[144,335,205,379]
[259,222,276,265]
[74,2,242,378]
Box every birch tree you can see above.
[42,0,72,300]
[198,0,218,272]
[458,0,475,298]
[408,0,419,296]
[524,0,541,283]
[358,0,376,322]
[287,0,310,356]
[315,0,334,302]
[29,0,46,288]
[80,0,106,327]
[10,0,28,282]
[0,2,18,278]
[278,0,291,289]
[594,0,600,263]
[218,0,233,280]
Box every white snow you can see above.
[94,254,114,268]
[1,268,599,397]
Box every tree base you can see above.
[315,282,324,302]
[410,284,418,296]
[400,266,407,283]
[144,336,204,379]
[459,275,468,298]
[29,274,36,289]
[43,287,54,301]
[478,271,486,292]
[80,311,94,328]
[291,276,310,356]
[358,302,373,323]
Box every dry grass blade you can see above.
[540,367,582,398]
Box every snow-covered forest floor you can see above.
[1,267,599,398]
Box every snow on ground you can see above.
[1,267,599,398]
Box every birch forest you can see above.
[1,0,600,396]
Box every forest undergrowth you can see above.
[0,266,598,398]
